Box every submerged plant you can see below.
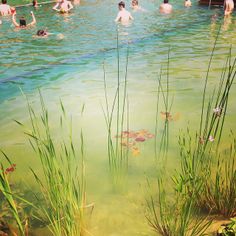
[16,93,88,236]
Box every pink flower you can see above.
[209,135,214,142]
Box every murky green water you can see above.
[0,0,236,235]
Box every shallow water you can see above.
[0,0,236,235]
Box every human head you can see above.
[132,0,138,6]
[164,0,169,3]
[118,1,125,10]
[19,17,26,27]
[2,0,7,4]
[37,29,47,36]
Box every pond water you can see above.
[0,0,236,235]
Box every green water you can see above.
[0,0,236,235]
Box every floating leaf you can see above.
[135,136,146,142]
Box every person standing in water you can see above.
[184,0,192,7]
[115,1,133,23]
[12,11,36,28]
[0,0,11,16]
[53,0,74,13]
[224,0,234,16]
[159,0,173,14]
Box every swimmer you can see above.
[115,1,134,23]
[224,0,234,16]
[184,0,192,7]
[0,0,11,16]
[159,0,173,14]
[12,11,36,28]
[53,0,74,13]
[36,29,48,37]
[131,0,141,10]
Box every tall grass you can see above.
[173,24,236,219]
[155,49,174,161]
[146,177,211,236]
[17,93,87,236]
[0,151,26,235]
[146,29,236,234]
[102,30,130,188]
[197,134,236,217]
[146,49,213,235]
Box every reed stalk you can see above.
[102,30,130,188]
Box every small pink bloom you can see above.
[209,135,214,142]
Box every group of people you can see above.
[0,0,78,32]
[115,0,234,24]
[0,0,235,31]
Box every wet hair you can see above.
[19,17,26,27]
[132,0,138,5]
[37,29,47,36]
[2,0,7,4]
[118,1,125,8]
[164,0,169,3]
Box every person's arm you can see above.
[129,13,134,20]
[115,12,121,22]
[53,3,60,11]
[12,13,19,27]
[27,11,36,26]
[68,1,74,11]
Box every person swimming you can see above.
[53,0,74,13]
[0,0,11,16]
[115,1,134,23]
[12,11,36,28]
[159,0,173,14]
[36,29,48,37]
[184,0,192,7]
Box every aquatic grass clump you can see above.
[18,93,87,236]
[197,135,236,217]
[146,177,211,236]
[175,44,236,218]
[102,32,130,188]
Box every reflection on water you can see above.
[0,0,236,235]
[223,15,232,31]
